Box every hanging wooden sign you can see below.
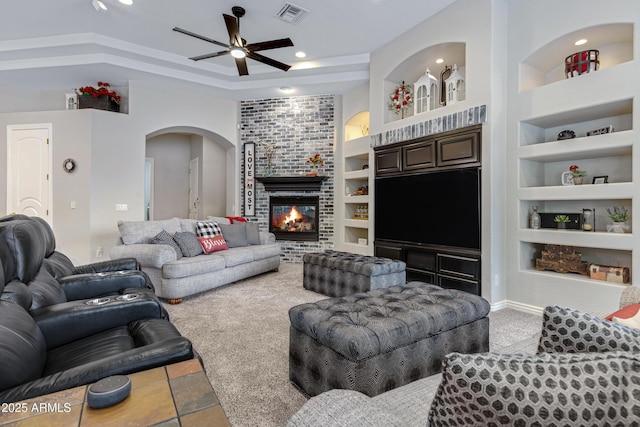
[244,142,255,216]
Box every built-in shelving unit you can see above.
[341,135,373,255]
[508,21,637,312]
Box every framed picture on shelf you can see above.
[592,176,608,184]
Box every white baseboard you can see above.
[491,300,544,316]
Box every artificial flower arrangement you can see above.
[387,80,413,117]
[306,153,325,166]
[569,164,587,177]
[76,82,121,104]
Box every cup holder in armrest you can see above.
[85,297,112,306]
[116,293,140,302]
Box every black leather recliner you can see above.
[0,235,195,403]
[0,215,157,311]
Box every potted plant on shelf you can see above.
[76,82,121,112]
[569,164,587,185]
[607,206,630,233]
[553,214,571,229]
[306,153,324,176]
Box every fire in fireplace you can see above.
[269,196,319,241]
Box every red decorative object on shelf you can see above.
[565,50,599,78]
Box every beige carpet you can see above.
[164,262,542,427]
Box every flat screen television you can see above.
[375,168,480,250]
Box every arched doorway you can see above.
[145,127,235,220]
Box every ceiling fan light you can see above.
[231,47,247,59]
[119,0,134,5]
[92,0,107,12]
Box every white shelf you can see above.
[345,195,370,203]
[518,182,633,200]
[518,229,634,250]
[518,130,632,162]
[344,219,369,228]
[345,169,369,180]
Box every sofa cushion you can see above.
[173,232,204,257]
[428,351,640,426]
[196,221,223,237]
[246,243,281,261]
[219,223,248,248]
[217,247,254,267]
[151,230,182,260]
[118,218,181,245]
[162,254,226,279]
[246,222,261,245]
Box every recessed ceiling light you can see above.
[92,0,107,12]
[280,86,294,94]
[575,39,588,46]
[295,51,306,59]
[435,58,444,64]
[119,0,134,5]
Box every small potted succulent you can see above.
[553,214,571,229]
[569,164,587,185]
[607,206,630,233]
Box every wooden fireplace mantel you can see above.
[255,176,327,192]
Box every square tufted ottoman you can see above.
[289,282,490,397]
[302,250,406,297]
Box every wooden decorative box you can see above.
[535,244,589,275]
[589,264,630,284]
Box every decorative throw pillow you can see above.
[219,223,249,248]
[428,351,640,426]
[198,235,228,254]
[614,310,640,329]
[605,303,640,321]
[173,232,204,257]
[538,305,640,353]
[195,222,228,253]
[245,222,261,245]
[151,230,183,259]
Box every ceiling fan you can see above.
[173,6,294,76]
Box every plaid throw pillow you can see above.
[196,221,222,238]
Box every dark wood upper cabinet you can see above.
[374,147,401,175]
[403,140,435,172]
[436,128,480,167]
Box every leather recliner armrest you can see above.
[58,270,154,301]
[73,258,140,274]
[0,333,193,403]
[31,293,164,349]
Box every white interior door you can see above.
[189,157,199,219]
[7,124,51,222]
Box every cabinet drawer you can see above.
[403,140,435,171]
[406,250,436,271]
[437,254,480,280]
[375,148,401,175]
[436,131,480,167]
[437,274,480,295]
[407,269,435,284]
[375,244,403,260]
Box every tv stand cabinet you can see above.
[375,241,481,295]
[374,125,482,296]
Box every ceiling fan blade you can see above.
[235,56,249,76]
[173,27,229,49]
[247,51,291,72]
[246,38,294,52]
[190,50,230,61]
[223,14,242,47]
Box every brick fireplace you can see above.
[269,196,319,242]
[240,95,335,262]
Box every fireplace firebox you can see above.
[269,196,319,241]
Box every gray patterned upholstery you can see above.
[289,282,490,397]
[302,250,406,297]
[539,305,640,353]
[428,351,640,426]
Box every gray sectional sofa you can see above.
[110,217,281,303]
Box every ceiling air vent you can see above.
[275,3,309,24]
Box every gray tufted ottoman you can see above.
[302,250,406,297]
[289,282,490,397]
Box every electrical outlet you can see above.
[96,247,103,258]
[116,204,128,211]
[70,201,76,209]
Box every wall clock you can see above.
[63,158,76,173]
